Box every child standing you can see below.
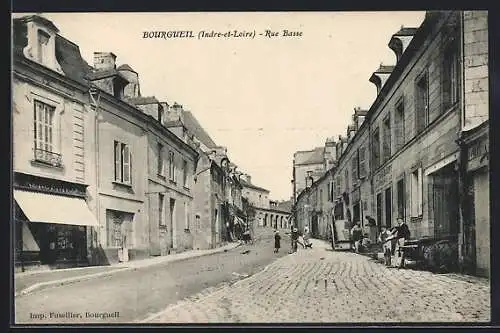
[274,230,281,253]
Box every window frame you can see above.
[168,151,176,182]
[415,69,430,134]
[114,140,132,185]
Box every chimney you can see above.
[167,102,183,122]
[353,107,368,129]
[388,26,418,62]
[369,64,395,95]
[93,52,117,71]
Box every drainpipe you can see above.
[89,85,102,264]
[456,11,467,271]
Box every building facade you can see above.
[293,11,489,277]
[13,15,98,270]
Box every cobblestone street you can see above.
[144,240,491,323]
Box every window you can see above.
[184,202,190,230]
[397,177,406,219]
[320,189,323,203]
[344,169,349,192]
[37,30,50,64]
[385,187,392,228]
[335,177,341,198]
[157,143,164,176]
[443,42,460,111]
[353,202,360,223]
[395,99,405,151]
[411,168,423,217]
[415,71,429,134]
[33,100,61,166]
[168,151,176,181]
[376,193,383,228]
[358,147,366,179]
[334,201,344,220]
[372,128,381,169]
[383,115,391,162]
[159,193,165,226]
[158,106,164,124]
[351,154,358,183]
[114,141,132,184]
[182,160,188,187]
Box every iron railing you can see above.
[34,148,63,167]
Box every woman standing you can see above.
[274,230,281,253]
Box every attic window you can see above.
[37,30,50,64]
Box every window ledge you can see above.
[30,159,64,170]
[157,173,166,180]
[184,228,190,233]
[159,224,167,230]
[183,185,190,191]
[112,181,133,188]
[169,179,177,185]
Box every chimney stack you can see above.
[93,52,117,71]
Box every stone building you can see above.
[12,15,98,271]
[12,14,200,269]
[292,11,489,277]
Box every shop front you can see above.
[13,173,98,271]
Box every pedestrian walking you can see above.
[291,227,299,253]
[274,230,281,253]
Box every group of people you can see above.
[273,225,312,253]
[379,218,411,267]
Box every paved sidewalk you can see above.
[143,238,490,323]
[15,242,241,296]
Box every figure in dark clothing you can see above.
[291,227,299,253]
[274,230,281,253]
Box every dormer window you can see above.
[37,30,50,65]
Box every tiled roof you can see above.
[125,96,159,105]
[182,111,217,149]
[240,178,269,193]
[297,147,324,165]
[55,36,93,84]
[277,200,292,212]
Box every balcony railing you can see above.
[34,148,63,167]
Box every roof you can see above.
[117,64,136,72]
[163,119,183,128]
[182,111,217,149]
[294,147,325,165]
[125,96,159,105]
[240,178,269,193]
[14,15,59,32]
[374,65,395,74]
[13,17,93,85]
[277,200,292,212]
[394,27,419,36]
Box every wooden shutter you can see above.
[122,144,130,183]
[114,141,121,181]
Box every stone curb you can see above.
[15,242,241,298]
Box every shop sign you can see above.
[374,164,391,190]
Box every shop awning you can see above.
[14,190,99,227]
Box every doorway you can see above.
[385,187,392,229]
[169,198,176,248]
[432,164,459,239]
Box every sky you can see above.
[15,11,425,201]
